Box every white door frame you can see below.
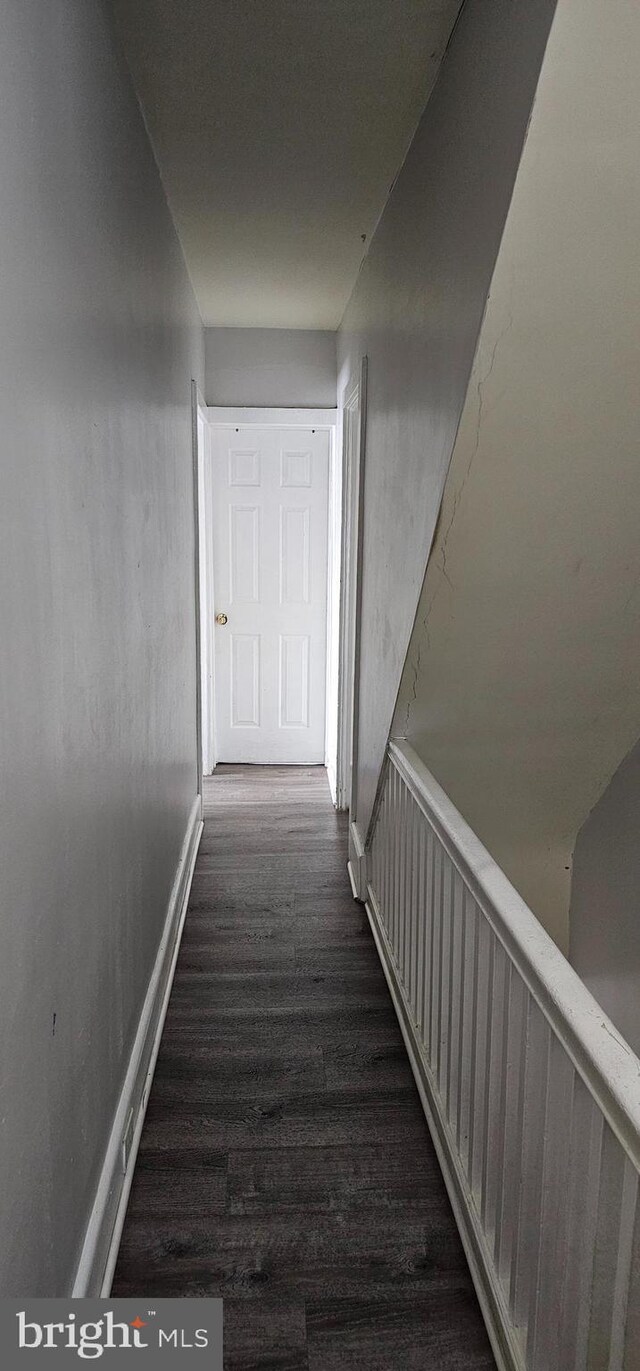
[205,406,338,777]
[193,383,216,786]
[336,359,367,817]
[191,381,204,808]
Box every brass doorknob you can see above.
[215,612,228,626]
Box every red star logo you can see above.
[130,1317,147,1329]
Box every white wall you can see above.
[394,0,640,951]
[570,738,640,1056]
[0,0,203,1294]
[337,0,558,842]
[205,328,336,407]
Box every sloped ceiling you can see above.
[393,0,640,951]
[110,0,462,328]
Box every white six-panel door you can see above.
[210,423,330,763]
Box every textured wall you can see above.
[205,328,337,407]
[394,0,640,950]
[337,0,558,839]
[0,0,203,1293]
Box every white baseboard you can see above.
[71,795,203,1298]
[326,758,337,808]
[347,820,367,901]
[364,883,524,1371]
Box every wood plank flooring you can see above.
[113,765,495,1370]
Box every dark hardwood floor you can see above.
[113,765,495,1370]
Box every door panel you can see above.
[280,634,310,728]
[280,506,310,604]
[230,505,260,602]
[231,634,261,727]
[211,424,329,763]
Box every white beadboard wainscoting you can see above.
[365,741,640,1371]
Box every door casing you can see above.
[192,384,216,787]
[336,359,367,818]
[204,407,338,775]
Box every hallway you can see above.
[112,766,495,1369]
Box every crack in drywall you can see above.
[621,574,640,614]
[438,310,514,590]
[601,1019,631,1055]
[600,1018,640,1080]
[402,632,425,736]
[402,310,514,736]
